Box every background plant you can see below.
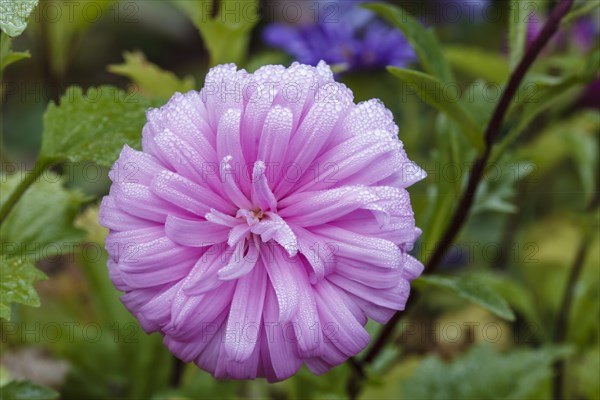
[1,0,598,399]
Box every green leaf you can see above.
[416,275,515,321]
[0,366,11,386]
[42,0,115,78]
[108,51,196,99]
[562,0,600,26]
[0,172,86,319]
[0,173,86,320]
[508,75,590,142]
[420,114,472,261]
[40,86,162,167]
[402,345,571,399]
[388,67,484,152]
[0,0,38,37]
[493,48,599,165]
[0,380,59,400]
[445,46,509,84]
[508,1,528,71]
[0,173,87,259]
[0,34,30,71]
[173,0,259,66]
[563,130,598,203]
[472,161,535,216]
[475,273,546,339]
[570,347,600,399]
[513,111,600,179]
[364,2,453,83]
[0,257,46,321]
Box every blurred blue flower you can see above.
[434,0,490,23]
[262,4,415,72]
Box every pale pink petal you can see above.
[262,247,299,323]
[165,215,229,247]
[217,239,260,280]
[224,264,268,362]
[262,285,302,380]
[251,161,278,211]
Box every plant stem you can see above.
[552,176,599,399]
[346,357,366,400]
[551,235,589,400]
[352,0,575,387]
[0,158,54,225]
[425,0,575,273]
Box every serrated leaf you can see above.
[388,67,484,152]
[108,51,196,99]
[1,173,86,260]
[0,173,86,320]
[416,275,515,321]
[0,0,38,37]
[445,46,509,84]
[173,0,259,66]
[40,86,162,167]
[402,345,571,399]
[364,2,453,83]
[0,257,46,320]
[0,380,59,400]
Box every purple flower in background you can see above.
[263,4,415,71]
[434,0,490,23]
[99,62,425,381]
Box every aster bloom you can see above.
[99,61,425,381]
[263,5,415,71]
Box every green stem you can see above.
[551,234,589,400]
[552,173,599,399]
[0,158,54,225]
[349,0,575,394]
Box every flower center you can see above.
[236,208,265,226]
[252,209,264,221]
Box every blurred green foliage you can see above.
[0,0,598,399]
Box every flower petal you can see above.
[182,245,230,296]
[218,239,260,280]
[165,215,229,247]
[262,284,302,381]
[314,280,369,357]
[224,263,268,362]
[251,160,278,211]
[151,170,234,216]
[99,196,157,231]
[262,246,299,323]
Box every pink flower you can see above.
[99,61,425,381]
